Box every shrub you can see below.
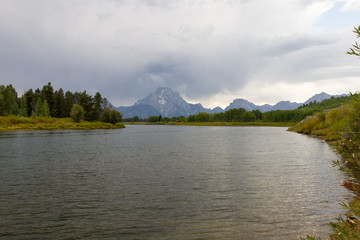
[101,108,122,124]
[70,104,85,123]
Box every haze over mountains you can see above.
[116,87,342,119]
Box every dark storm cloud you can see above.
[0,0,359,108]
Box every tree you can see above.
[93,92,103,121]
[42,100,50,117]
[147,115,160,122]
[187,114,196,122]
[347,25,360,56]
[24,89,35,116]
[195,112,212,122]
[64,91,74,117]
[35,98,43,116]
[70,104,85,123]
[41,82,55,116]
[79,91,94,121]
[101,108,122,124]
[0,86,4,115]
[2,85,19,116]
[54,88,65,118]
[242,111,256,122]
[19,95,27,117]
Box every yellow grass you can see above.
[0,116,125,131]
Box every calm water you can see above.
[0,125,354,239]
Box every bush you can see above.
[101,108,122,124]
[70,104,85,123]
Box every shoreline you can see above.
[124,121,295,127]
[0,116,125,131]
[289,126,360,239]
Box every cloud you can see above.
[0,0,359,108]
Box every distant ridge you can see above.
[117,87,211,119]
[116,87,346,119]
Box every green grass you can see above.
[288,106,349,141]
[0,116,125,131]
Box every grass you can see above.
[288,106,349,141]
[0,116,125,131]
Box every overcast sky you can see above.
[1,0,360,108]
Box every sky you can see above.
[1,0,360,109]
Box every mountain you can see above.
[225,99,258,112]
[117,87,211,118]
[116,87,346,119]
[304,92,331,105]
[224,99,300,112]
[271,101,301,110]
[117,104,161,119]
[210,106,224,114]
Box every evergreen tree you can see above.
[79,91,94,121]
[3,85,19,116]
[93,92,103,121]
[54,88,65,118]
[64,91,74,117]
[35,98,43,116]
[242,111,256,122]
[19,95,27,117]
[24,89,35,116]
[41,82,55,116]
[42,100,50,117]
[0,87,4,116]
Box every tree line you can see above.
[125,108,317,123]
[125,94,353,123]
[0,82,122,123]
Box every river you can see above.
[0,125,353,239]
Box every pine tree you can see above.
[93,92,103,121]
[35,98,43,116]
[54,88,65,118]
[19,95,27,117]
[24,89,35,116]
[42,100,50,117]
[64,91,74,117]
[3,85,19,116]
[41,82,55,116]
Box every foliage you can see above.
[35,98,43,116]
[144,94,350,125]
[19,95,27,117]
[0,83,123,125]
[101,108,123,124]
[298,96,352,111]
[347,25,360,56]
[42,100,50,117]
[148,115,161,122]
[70,104,85,123]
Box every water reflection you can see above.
[0,126,353,239]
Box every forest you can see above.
[0,82,122,124]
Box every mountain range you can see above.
[116,87,342,119]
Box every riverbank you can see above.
[125,121,295,127]
[0,116,125,131]
[289,104,360,240]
